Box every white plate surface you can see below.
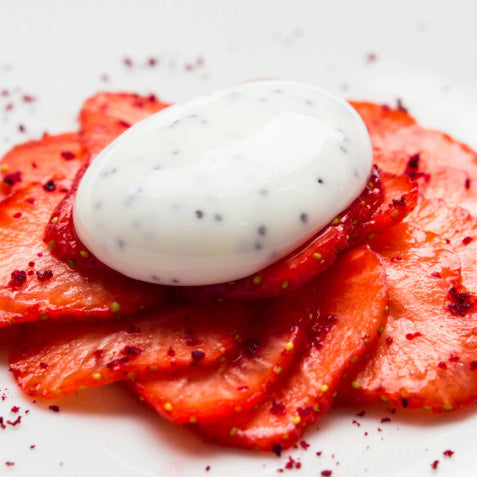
[1,1,477,475]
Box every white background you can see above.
[1,1,477,476]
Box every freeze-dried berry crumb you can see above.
[443,449,454,457]
[7,416,21,426]
[122,345,142,357]
[321,471,332,476]
[405,332,422,340]
[48,405,60,413]
[447,287,476,316]
[3,171,22,185]
[270,400,286,415]
[60,151,76,160]
[167,347,175,357]
[36,270,53,282]
[106,357,128,369]
[285,456,301,469]
[39,362,48,369]
[10,406,19,413]
[300,440,310,450]
[366,52,377,63]
[297,406,313,417]
[431,460,439,469]
[30,445,35,449]
[205,465,211,472]
[407,153,419,170]
[191,350,205,362]
[356,410,366,417]
[9,270,27,287]
[5,462,14,467]
[381,417,391,423]
[118,120,131,128]
[462,236,473,245]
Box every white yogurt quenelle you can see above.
[73,81,372,286]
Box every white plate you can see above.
[1,1,477,475]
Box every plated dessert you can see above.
[1,81,476,454]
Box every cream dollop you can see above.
[73,80,372,285]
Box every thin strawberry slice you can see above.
[352,171,418,244]
[0,182,167,326]
[131,280,319,425]
[10,302,250,398]
[418,166,477,217]
[0,133,83,201]
[407,195,477,293]
[198,245,387,451]
[352,101,477,214]
[341,222,477,412]
[44,166,110,272]
[350,101,416,134]
[79,92,170,161]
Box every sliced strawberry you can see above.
[415,166,477,217]
[79,92,170,161]
[352,101,477,214]
[44,166,110,272]
[350,101,416,134]
[407,195,477,293]
[131,279,322,425]
[0,133,84,202]
[198,245,387,451]
[0,182,167,326]
[353,171,418,244]
[341,223,477,412]
[10,302,250,398]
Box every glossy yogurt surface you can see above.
[73,80,372,285]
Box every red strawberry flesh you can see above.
[10,302,250,398]
[198,245,387,451]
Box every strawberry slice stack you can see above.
[1,92,476,453]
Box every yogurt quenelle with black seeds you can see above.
[73,80,372,286]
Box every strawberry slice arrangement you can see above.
[1,91,477,454]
